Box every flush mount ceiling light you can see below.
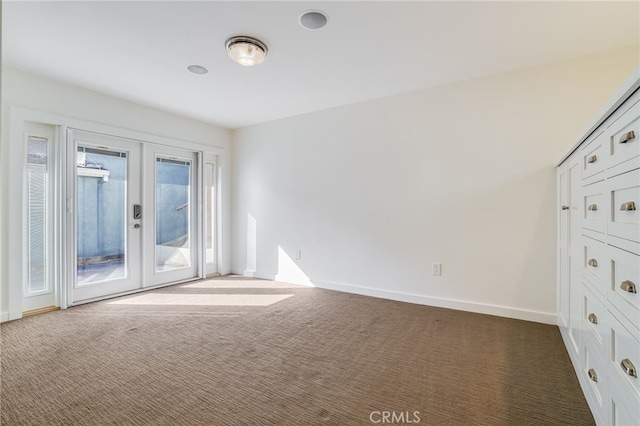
[225,36,268,67]
[299,10,328,30]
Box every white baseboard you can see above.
[238,269,277,281]
[225,272,556,325]
[254,272,276,281]
[1,312,9,323]
[315,280,557,325]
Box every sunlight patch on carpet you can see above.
[183,280,306,289]
[107,293,294,306]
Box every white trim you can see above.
[203,155,219,275]
[197,151,205,280]
[239,270,278,281]
[8,108,27,320]
[10,106,227,155]
[232,271,555,324]
[217,157,231,275]
[55,126,67,310]
[315,279,557,325]
[254,272,277,281]
[1,312,9,323]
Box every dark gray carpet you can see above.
[0,276,594,425]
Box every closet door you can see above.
[558,152,582,361]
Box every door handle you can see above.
[133,204,142,219]
[587,313,598,324]
[587,258,598,268]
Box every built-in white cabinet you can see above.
[558,72,640,426]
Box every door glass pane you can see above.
[205,162,215,264]
[77,146,127,284]
[156,157,191,271]
[26,136,49,295]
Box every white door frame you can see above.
[5,107,228,320]
[203,153,219,276]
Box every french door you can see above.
[142,144,198,286]
[69,129,199,304]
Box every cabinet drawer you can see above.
[583,283,608,349]
[608,97,640,174]
[608,169,640,244]
[609,382,640,426]
[583,235,609,295]
[582,131,606,181]
[583,181,605,234]
[608,245,640,328]
[581,338,608,423]
[610,314,640,401]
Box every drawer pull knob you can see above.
[621,358,637,378]
[587,155,598,164]
[587,313,598,324]
[619,130,636,144]
[588,368,598,382]
[587,204,598,211]
[620,201,636,211]
[588,258,598,268]
[620,280,637,294]
[561,205,569,210]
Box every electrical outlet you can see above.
[432,263,441,276]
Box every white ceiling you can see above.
[3,1,639,129]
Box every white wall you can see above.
[0,66,232,319]
[231,45,640,324]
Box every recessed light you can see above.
[299,10,328,30]
[187,65,208,75]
